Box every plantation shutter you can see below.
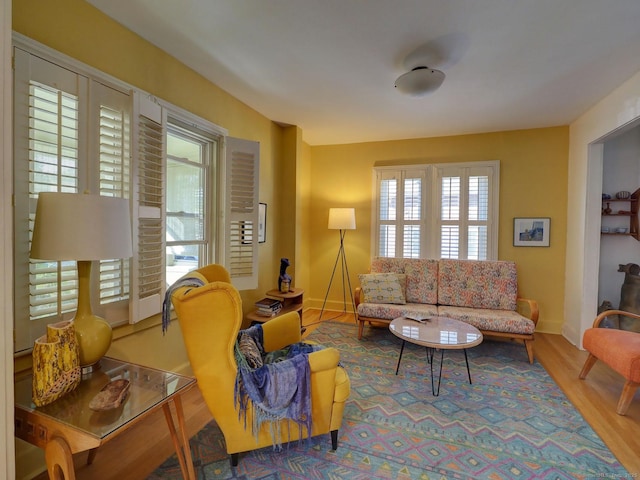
[377,170,398,257]
[440,174,461,259]
[403,174,423,258]
[467,175,490,260]
[437,164,497,260]
[375,168,425,258]
[130,93,166,323]
[223,137,259,290]
[93,83,131,316]
[13,48,86,351]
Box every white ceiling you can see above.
[87,0,640,146]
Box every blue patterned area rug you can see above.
[150,321,626,479]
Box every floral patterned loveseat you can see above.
[355,258,539,363]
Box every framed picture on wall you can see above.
[513,217,550,247]
[258,203,267,243]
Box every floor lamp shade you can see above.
[328,208,356,230]
[31,192,133,369]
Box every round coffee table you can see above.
[389,316,483,396]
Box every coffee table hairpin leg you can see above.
[395,343,474,396]
[394,340,406,375]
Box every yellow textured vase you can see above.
[32,320,81,407]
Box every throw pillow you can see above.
[238,333,264,369]
[359,273,406,304]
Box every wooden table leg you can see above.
[45,436,76,480]
[86,447,99,465]
[162,395,196,480]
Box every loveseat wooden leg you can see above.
[578,353,598,379]
[331,429,338,450]
[524,339,535,364]
[616,380,639,415]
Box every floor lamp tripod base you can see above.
[319,229,356,322]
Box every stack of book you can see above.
[254,297,283,317]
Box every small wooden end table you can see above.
[14,357,197,479]
[246,287,304,324]
[389,316,483,396]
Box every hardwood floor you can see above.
[32,310,640,479]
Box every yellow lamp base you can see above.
[73,314,113,370]
[73,260,113,371]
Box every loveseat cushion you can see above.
[438,259,518,310]
[371,257,438,304]
[359,273,407,304]
[404,259,439,304]
[357,302,438,321]
[437,305,535,334]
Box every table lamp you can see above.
[30,192,133,372]
[319,208,357,321]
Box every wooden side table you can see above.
[14,357,197,480]
[246,287,304,324]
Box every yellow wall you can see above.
[308,127,569,334]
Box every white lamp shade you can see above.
[31,192,133,261]
[328,208,356,230]
[395,66,445,96]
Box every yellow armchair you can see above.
[170,265,351,466]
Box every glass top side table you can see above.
[15,357,197,480]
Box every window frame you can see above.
[372,161,499,260]
[164,116,219,286]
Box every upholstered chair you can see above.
[170,265,351,465]
[579,309,640,415]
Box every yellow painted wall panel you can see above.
[309,127,569,334]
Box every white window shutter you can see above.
[223,137,259,290]
[13,48,86,351]
[94,84,131,314]
[130,92,166,323]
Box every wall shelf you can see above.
[601,188,640,240]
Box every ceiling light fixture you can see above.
[394,66,445,96]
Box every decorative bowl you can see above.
[616,191,631,199]
[602,193,612,200]
[601,227,610,233]
[615,227,628,233]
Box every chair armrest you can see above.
[261,312,302,352]
[308,347,340,372]
[592,309,640,328]
[516,298,539,325]
[354,287,362,306]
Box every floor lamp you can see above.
[319,208,357,321]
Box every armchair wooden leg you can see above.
[357,319,364,339]
[230,453,239,467]
[616,380,639,415]
[331,430,338,450]
[579,353,598,379]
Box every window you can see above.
[165,122,215,286]
[373,162,499,260]
[13,36,259,352]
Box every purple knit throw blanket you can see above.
[234,325,318,448]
